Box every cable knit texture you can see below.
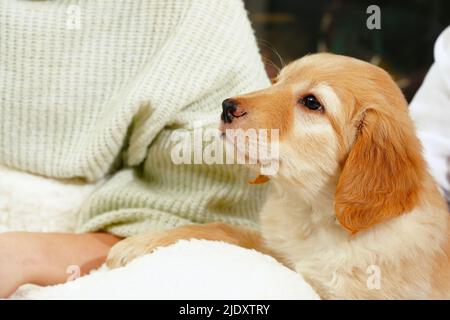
[0,0,270,236]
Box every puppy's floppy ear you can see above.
[335,108,425,234]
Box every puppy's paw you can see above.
[106,223,238,269]
[106,231,162,269]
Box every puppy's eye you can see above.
[299,95,323,111]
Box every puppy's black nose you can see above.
[221,98,238,123]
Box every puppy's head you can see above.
[221,53,426,233]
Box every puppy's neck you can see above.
[268,173,338,225]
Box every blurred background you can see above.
[243,0,450,101]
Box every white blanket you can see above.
[11,240,319,300]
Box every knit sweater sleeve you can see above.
[77,0,270,237]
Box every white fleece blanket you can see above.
[11,240,319,300]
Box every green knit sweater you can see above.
[0,0,270,237]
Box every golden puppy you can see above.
[107,53,450,299]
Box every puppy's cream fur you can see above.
[108,53,450,299]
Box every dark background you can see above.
[243,0,450,101]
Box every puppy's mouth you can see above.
[220,128,280,176]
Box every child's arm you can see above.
[0,232,120,298]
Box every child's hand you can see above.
[0,231,120,298]
[0,232,39,298]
